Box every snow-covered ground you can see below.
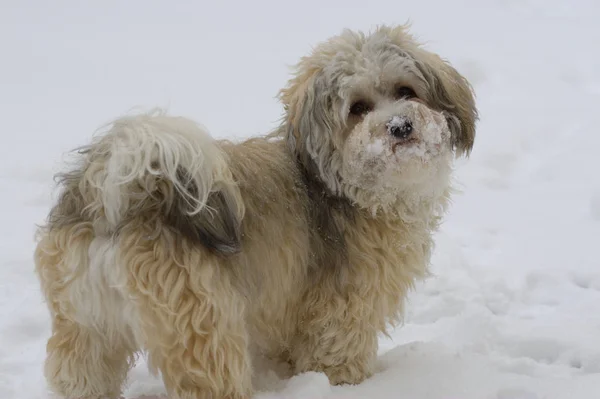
[1,1,599,398]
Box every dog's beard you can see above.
[340,101,454,212]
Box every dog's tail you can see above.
[54,109,244,254]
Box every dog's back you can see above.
[34,112,251,397]
[34,112,318,398]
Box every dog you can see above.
[34,25,477,399]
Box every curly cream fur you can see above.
[34,24,476,399]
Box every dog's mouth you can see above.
[391,136,419,153]
[391,136,446,158]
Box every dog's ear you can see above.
[279,63,320,153]
[416,54,478,156]
[386,25,478,156]
[279,63,343,193]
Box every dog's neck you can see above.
[299,159,352,215]
[295,158,352,266]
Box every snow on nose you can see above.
[387,116,413,139]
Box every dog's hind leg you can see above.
[119,222,252,399]
[35,224,136,399]
[44,316,135,398]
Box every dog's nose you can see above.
[387,116,413,139]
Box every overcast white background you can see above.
[1,1,600,398]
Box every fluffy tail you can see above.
[52,110,244,254]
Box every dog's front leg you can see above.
[290,280,378,385]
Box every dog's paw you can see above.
[322,363,373,386]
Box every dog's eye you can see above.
[396,86,417,99]
[349,101,372,116]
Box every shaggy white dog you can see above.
[35,25,477,399]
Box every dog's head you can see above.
[280,25,477,212]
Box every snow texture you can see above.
[386,115,410,136]
[391,101,449,159]
[1,1,600,398]
[366,138,386,156]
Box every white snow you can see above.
[366,138,386,155]
[1,1,600,399]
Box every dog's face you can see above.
[280,25,477,212]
